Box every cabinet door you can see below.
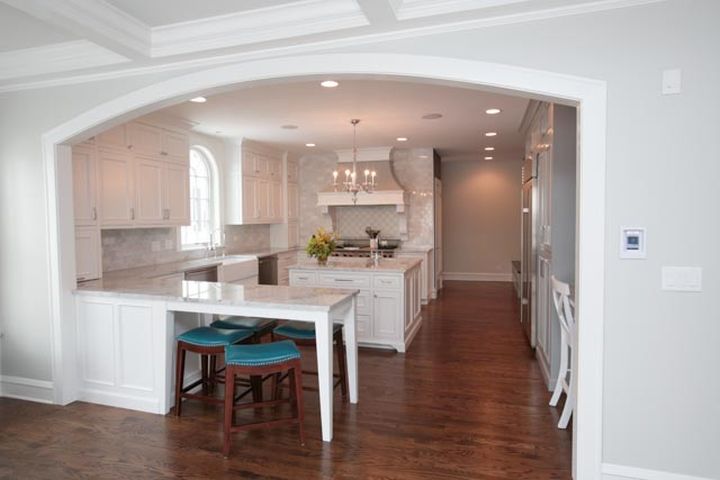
[287,160,299,183]
[373,290,402,339]
[268,158,282,181]
[134,156,165,225]
[256,180,270,221]
[72,146,97,226]
[163,131,189,163]
[75,228,101,282]
[255,156,269,178]
[536,256,552,363]
[95,125,127,150]
[98,149,134,226]
[287,183,299,221]
[242,151,257,176]
[165,162,190,225]
[242,176,259,222]
[270,181,283,222]
[537,149,552,249]
[128,123,163,156]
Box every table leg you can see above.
[343,297,358,404]
[315,314,334,442]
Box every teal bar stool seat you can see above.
[174,327,253,417]
[210,316,277,343]
[223,340,305,456]
[272,322,348,400]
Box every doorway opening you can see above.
[42,53,606,479]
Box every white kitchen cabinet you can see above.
[289,263,422,352]
[72,144,98,226]
[270,181,283,222]
[75,227,101,282]
[134,156,165,225]
[287,159,299,183]
[242,176,259,222]
[98,148,134,226]
[164,162,190,225]
[95,125,127,150]
[287,183,299,221]
[256,179,270,220]
[163,130,189,163]
[127,123,163,157]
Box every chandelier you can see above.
[332,119,376,204]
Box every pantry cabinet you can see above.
[98,148,135,226]
[75,227,101,282]
[72,144,98,226]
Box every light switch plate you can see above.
[662,266,702,292]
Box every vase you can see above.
[317,256,328,266]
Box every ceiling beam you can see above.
[0,0,150,59]
[356,0,401,26]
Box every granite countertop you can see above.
[76,276,357,312]
[289,256,422,273]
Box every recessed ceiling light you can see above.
[396,137,408,142]
[305,143,316,147]
[484,156,494,160]
[190,96,207,103]
[281,124,298,130]
[422,113,443,120]
[485,108,502,115]
[484,147,495,151]
[320,80,339,88]
[485,132,498,137]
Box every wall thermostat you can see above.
[620,227,646,259]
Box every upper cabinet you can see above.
[226,140,285,225]
[74,121,190,229]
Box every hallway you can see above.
[0,281,572,479]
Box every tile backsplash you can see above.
[335,205,400,239]
[102,224,270,272]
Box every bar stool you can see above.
[174,326,254,417]
[223,340,305,457]
[272,321,348,400]
[549,275,576,429]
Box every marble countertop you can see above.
[76,277,357,312]
[288,256,422,273]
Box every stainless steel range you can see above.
[332,238,400,258]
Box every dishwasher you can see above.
[258,255,278,285]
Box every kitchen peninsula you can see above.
[74,276,358,443]
[288,257,422,352]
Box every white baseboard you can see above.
[78,388,163,414]
[0,375,54,404]
[602,463,716,480]
[442,272,512,282]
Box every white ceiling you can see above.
[0,0,667,92]
[104,0,301,27]
[159,78,528,159]
[0,3,75,52]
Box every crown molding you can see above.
[151,0,369,58]
[1,0,150,58]
[0,0,666,94]
[0,40,129,81]
[395,0,527,20]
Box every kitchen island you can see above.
[288,257,423,352]
[74,276,358,443]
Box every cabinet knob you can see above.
[127,145,133,150]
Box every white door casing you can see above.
[41,53,606,479]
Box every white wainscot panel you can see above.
[80,300,115,386]
[117,305,154,391]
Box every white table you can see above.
[75,280,358,443]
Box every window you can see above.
[181,147,220,249]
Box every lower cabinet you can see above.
[289,265,422,352]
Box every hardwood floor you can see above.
[0,281,572,479]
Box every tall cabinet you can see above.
[72,121,191,282]
[520,102,577,389]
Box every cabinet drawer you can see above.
[373,274,401,290]
[318,272,370,288]
[290,271,317,286]
[356,289,371,315]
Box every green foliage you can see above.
[305,227,337,261]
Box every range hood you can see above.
[317,146,408,210]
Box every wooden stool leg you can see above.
[174,344,186,417]
[201,355,209,394]
[209,355,218,394]
[335,330,348,400]
[292,363,306,446]
[223,365,236,457]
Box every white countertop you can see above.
[76,277,357,312]
[289,256,422,273]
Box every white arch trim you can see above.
[42,53,606,479]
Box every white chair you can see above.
[549,275,575,429]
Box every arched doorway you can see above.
[42,53,606,479]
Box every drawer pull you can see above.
[334,278,353,282]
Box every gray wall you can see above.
[442,156,522,278]
[0,1,718,477]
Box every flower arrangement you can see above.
[305,228,337,265]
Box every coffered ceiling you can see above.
[0,0,666,92]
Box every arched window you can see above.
[181,147,220,249]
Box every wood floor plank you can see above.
[0,281,571,479]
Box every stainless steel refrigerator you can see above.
[520,154,537,347]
